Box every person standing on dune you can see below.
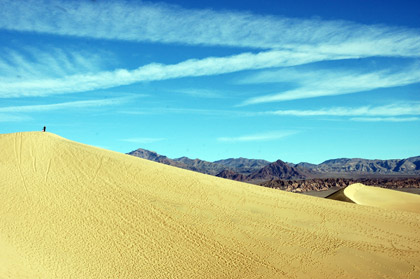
[43,126,46,132]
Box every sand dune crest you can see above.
[342,183,420,214]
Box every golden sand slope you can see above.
[341,183,420,214]
[1,132,420,278]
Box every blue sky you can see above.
[0,0,419,164]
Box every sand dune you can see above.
[341,183,420,214]
[1,132,420,278]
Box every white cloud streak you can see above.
[350,117,419,122]
[0,113,31,122]
[0,49,353,98]
[121,103,420,120]
[0,0,419,57]
[120,107,261,117]
[0,47,105,80]
[0,96,133,122]
[171,88,224,98]
[240,65,420,105]
[0,97,132,113]
[121,138,166,144]
[267,103,420,117]
[218,131,298,142]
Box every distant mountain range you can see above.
[127,148,420,183]
[296,157,420,175]
[128,148,227,175]
[214,158,271,174]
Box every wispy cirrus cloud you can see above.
[1,0,418,99]
[121,138,166,144]
[0,0,419,57]
[121,102,420,121]
[0,47,106,80]
[171,88,224,98]
[1,0,418,104]
[0,96,133,113]
[217,131,298,142]
[350,117,419,122]
[120,107,261,117]
[240,64,420,105]
[0,113,31,122]
[0,97,132,122]
[267,102,420,118]
[0,49,353,98]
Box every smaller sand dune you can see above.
[328,183,420,214]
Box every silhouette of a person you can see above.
[43,126,46,132]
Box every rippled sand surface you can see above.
[1,132,420,278]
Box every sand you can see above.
[342,183,420,214]
[1,132,420,278]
